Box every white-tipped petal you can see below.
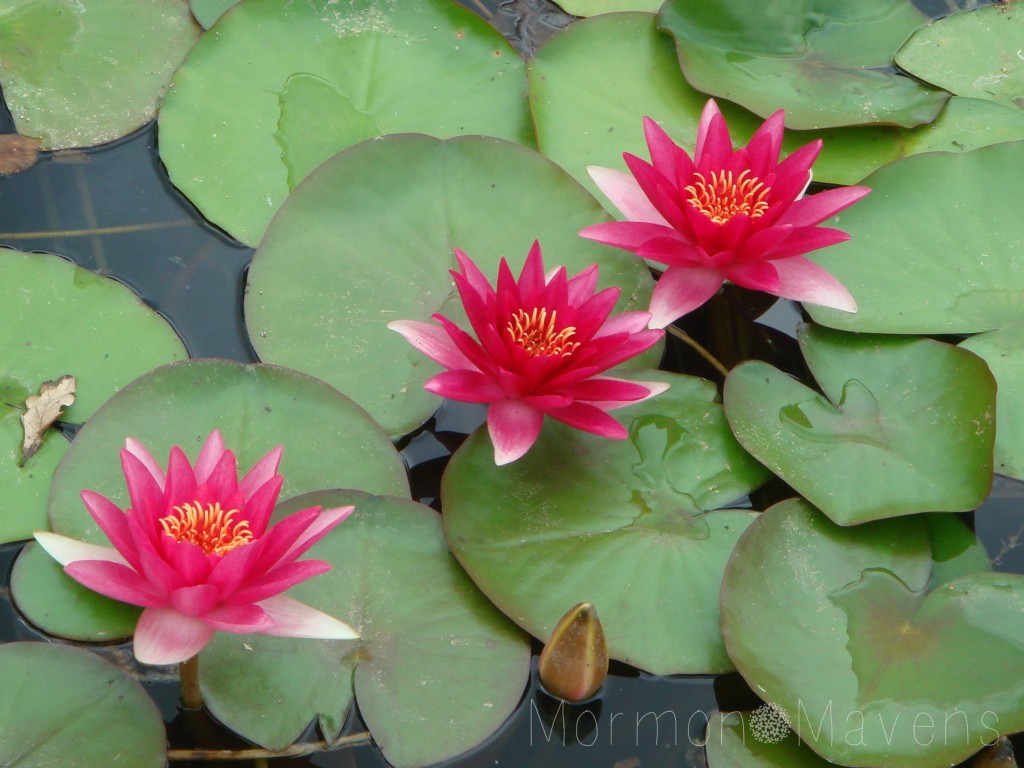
[33,531,129,568]
[258,595,360,640]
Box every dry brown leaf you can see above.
[21,375,76,463]
[0,134,41,175]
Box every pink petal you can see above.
[206,540,263,596]
[124,438,166,490]
[587,166,670,225]
[453,248,496,300]
[388,320,477,371]
[239,473,284,537]
[487,399,544,465]
[723,260,781,294]
[247,506,323,570]
[771,256,857,312]
[64,559,165,607]
[225,560,332,605]
[202,603,274,633]
[239,446,284,501]
[592,311,654,338]
[695,101,733,167]
[745,109,785,173]
[193,430,226,485]
[566,377,661,403]
[257,595,359,639]
[80,491,139,568]
[424,370,506,403]
[566,263,600,305]
[694,99,723,160]
[648,267,724,328]
[164,447,198,507]
[585,379,671,410]
[133,607,215,665]
[120,449,166,523]
[780,186,870,228]
[579,220,682,253]
[198,449,239,503]
[34,531,130,567]
[271,506,354,568]
[169,584,222,617]
[757,227,851,261]
[547,401,629,439]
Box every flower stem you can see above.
[179,655,203,711]
[165,732,372,761]
[666,325,730,379]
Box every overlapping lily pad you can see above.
[190,0,236,28]
[555,0,661,15]
[12,359,408,641]
[658,0,949,130]
[724,324,994,525]
[721,499,1022,768]
[896,4,1024,112]
[443,370,770,675]
[528,11,908,197]
[705,711,834,767]
[202,491,530,768]
[158,0,532,245]
[0,643,165,767]
[245,133,657,437]
[0,248,186,545]
[0,0,198,149]
[962,325,1024,480]
[901,96,1024,154]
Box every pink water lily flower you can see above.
[388,242,668,465]
[580,100,870,328]
[34,431,357,666]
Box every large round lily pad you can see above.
[158,0,532,245]
[12,359,408,641]
[658,0,949,130]
[721,499,1022,768]
[443,370,770,675]
[724,324,995,526]
[896,4,1024,112]
[201,490,530,768]
[0,642,165,767]
[245,133,657,438]
[528,11,907,195]
[705,711,834,767]
[0,248,186,544]
[0,0,198,149]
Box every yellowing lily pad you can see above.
[0,248,186,545]
[245,133,657,438]
[11,359,408,641]
[721,499,1023,768]
[0,643,165,767]
[658,0,949,130]
[0,0,198,149]
[159,0,531,245]
[443,370,770,675]
[201,491,530,768]
[724,324,995,525]
[896,4,1024,112]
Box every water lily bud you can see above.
[538,602,609,702]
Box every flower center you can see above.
[684,169,771,224]
[506,307,580,358]
[159,501,253,556]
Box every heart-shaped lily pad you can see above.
[245,133,657,438]
[896,4,1024,112]
[0,0,198,149]
[12,359,408,641]
[201,490,530,768]
[528,11,907,195]
[721,498,1022,768]
[658,0,949,130]
[0,643,165,767]
[705,710,834,767]
[724,324,995,525]
[158,0,531,245]
[443,370,770,675]
[0,248,186,544]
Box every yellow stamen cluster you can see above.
[684,169,771,224]
[159,501,253,556]
[506,307,580,358]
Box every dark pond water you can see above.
[0,0,1022,766]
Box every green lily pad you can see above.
[901,95,1024,154]
[0,0,198,149]
[0,642,165,767]
[201,490,530,768]
[806,142,1024,334]
[896,4,1024,112]
[528,11,906,201]
[443,370,770,675]
[962,325,1024,481]
[11,359,408,641]
[556,0,661,15]
[190,0,236,28]
[724,324,995,525]
[721,499,1022,768]
[0,248,186,544]
[158,0,531,245]
[705,710,834,767]
[245,133,658,438]
[658,0,949,130]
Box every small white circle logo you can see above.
[749,702,792,744]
